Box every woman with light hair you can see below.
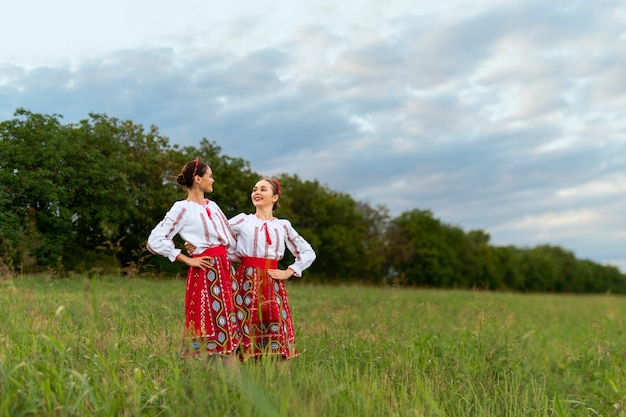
[229,178,316,361]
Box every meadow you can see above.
[0,275,625,417]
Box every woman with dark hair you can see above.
[147,157,240,362]
[228,178,316,361]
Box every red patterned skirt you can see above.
[181,246,241,358]
[235,257,298,360]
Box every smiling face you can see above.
[251,179,278,209]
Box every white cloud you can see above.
[1,0,626,271]
[556,177,626,198]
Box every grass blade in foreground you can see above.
[1,276,625,416]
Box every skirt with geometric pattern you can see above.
[234,259,298,360]
[180,249,241,358]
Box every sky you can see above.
[2,0,626,271]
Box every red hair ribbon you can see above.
[192,156,199,178]
[270,178,281,195]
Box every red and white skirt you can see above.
[181,246,241,358]
[235,257,298,360]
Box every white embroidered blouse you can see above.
[147,199,236,262]
[229,213,316,277]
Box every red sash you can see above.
[192,246,227,258]
[241,257,278,269]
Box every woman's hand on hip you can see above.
[267,268,294,281]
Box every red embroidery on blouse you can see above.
[214,207,234,246]
[253,226,260,257]
[230,214,246,226]
[167,207,187,239]
[200,211,211,241]
[283,223,302,261]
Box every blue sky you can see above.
[2,0,626,271]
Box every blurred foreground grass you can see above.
[0,275,625,416]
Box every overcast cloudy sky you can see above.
[2,0,626,271]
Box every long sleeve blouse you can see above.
[229,213,316,277]
[147,199,236,262]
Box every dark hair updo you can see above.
[177,158,209,188]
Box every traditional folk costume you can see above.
[229,213,316,360]
[147,199,241,358]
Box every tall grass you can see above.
[1,275,625,416]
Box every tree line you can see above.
[1,109,624,293]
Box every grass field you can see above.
[1,275,625,416]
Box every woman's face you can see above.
[251,180,278,208]
[197,167,215,193]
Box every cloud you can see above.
[1,0,626,271]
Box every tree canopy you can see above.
[1,109,624,293]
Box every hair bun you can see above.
[176,174,186,185]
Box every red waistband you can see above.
[193,246,227,258]
[241,257,278,269]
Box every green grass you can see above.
[1,275,625,416]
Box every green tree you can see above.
[493,246,526,291]
[0,109,74,270]
[354,201,390,283]
[385,209,459,286]
[0,186,21,274]
[76,114,180,272]
[457,230,500,289]
[2,109,626,291]
[0,109,178,273]
[274,174,388,281]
